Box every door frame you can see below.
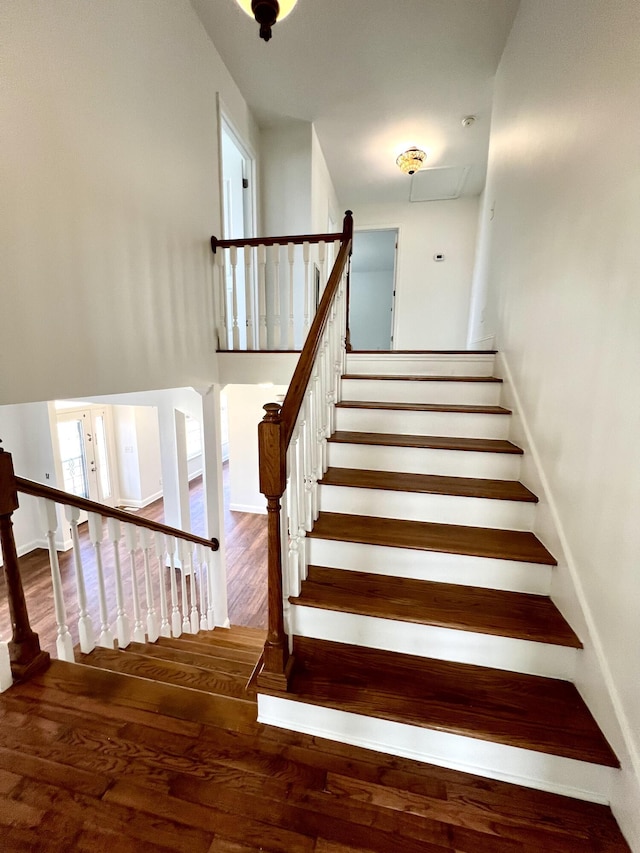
[216,94,257,241]
[352,225,401,351]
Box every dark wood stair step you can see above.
[343,374,503,383]
[329,431,524,454]
[309,512,556,565]
[350,349,498,354]
[337,401,511,415]
[155,635,261,664]
[283,637,618,768]
[121,640,256,677]
[290,567,581,647]
[319,468,538,502]
[76,646,249,700]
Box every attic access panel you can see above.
[410,166,471,202]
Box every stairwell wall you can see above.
[1,0,258,406]
[473,0,640,844]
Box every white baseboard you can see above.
[229,502,267,515]
[117,490,163,510]
[497,352,640,846]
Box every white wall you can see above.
[113,406,162,508]
[474,1,640,844]
[311,126,342,234]
[353,199,480,349]
[261,120,313,236]
[1,0,258,406]
[226,384,288,514]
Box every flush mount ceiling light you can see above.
[396,147,427,176]
[235,0,299,41]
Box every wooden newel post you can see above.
[0,446,50,681]
[342,210,354,352]
[257,404,293,690]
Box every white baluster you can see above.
[311,368,321,522]
[287,430,301,596]
[141,528,159,642]
[303,241,311,335]
[288,242,295,349]
[230,245,240,350]
[210,548,230,627]
[39,499,74,661]
[318,240,326,294]
[124,524,146,644]
[87,512,114,650]
[200,544,215,630]
[64,505,95,654]
[280,487,292,647]
[216,249,228,350]
[257,244,267,350]
[0,632,11,692]
[154,531,171,638]
[271,243,281,349]
[196,546,207,631]
[295,417,308,582]
[166,535,182,637]
[244,244,255,350]
[107,517,130,648]
[176,539,192,634]
[186,542,199,634]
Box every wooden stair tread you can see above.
[290,567,581,648]
[336,401,511,414]
[31,658,258,732]
[155,635,261,664]
[319,468,538,503]
[342,374,503,383]
[282,638,618,768]
[329,431,524,454]
[122,641,256,677]
[350,349,498,354]
[309,512,556,565]
[77,646,249,700]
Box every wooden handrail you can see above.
[15,477,219,551]
[256,210,353,691]
[211,230,343,254]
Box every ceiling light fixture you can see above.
[396,147,427,176]
[235,0,298,42]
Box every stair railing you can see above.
[257,210,353,689]
[0,444,224,691]
[211,225,344,351]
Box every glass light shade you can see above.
[396,147,427,175]
[236,0,299,22]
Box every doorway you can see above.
[349,229,398,350]
[55,407,116,508]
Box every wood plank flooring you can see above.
[336,401,512,415]
[0,651,630,851]
[0,466,267,661]
[329,430,524,454]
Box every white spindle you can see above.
[288,242,295,349]
[166,535,182,637]
[318,241,326,294]
[200,545,215,629]
[303,392,314,532]
[40,499,74,661]
[0,636,11,693]
[230,245,240,350]
[87,512,114,650]
[195,548,207,631]
[187,543,199,634]
[287,429,302,596]
[210,549,230,627]
[107,517,130,648]
[258,244,267,350]
[176,539,192,634]
[65,505,95,654]
[124,524,146,644]
[244,245,255,350]
[303,241,311,334]
[216,249,228,350]
[141,529,159,642]
[311,369,321,522]
[154,532,171,638]
[271,243,281,349]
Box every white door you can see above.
[56,408,115,508]
[349,229,398,350]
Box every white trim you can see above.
[116,490,163,510]
[229,502,266,515]
[257,695,616,804]
[468,335,496,350]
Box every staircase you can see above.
[257,350,620,804]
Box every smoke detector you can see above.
[461,115,477,128]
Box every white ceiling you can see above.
[192,0,520,206]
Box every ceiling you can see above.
[192,0,520,206]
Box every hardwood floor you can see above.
[0,644,630,852]
[0,465,267,660]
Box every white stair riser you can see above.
[346,353,496,377]
[258,696,615,805]
[308,538,553,596]
[342,378,502,406]
[327,442,522,480]
[319,485,536,531]
[336,408,510,439]
[290,605,577,680]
